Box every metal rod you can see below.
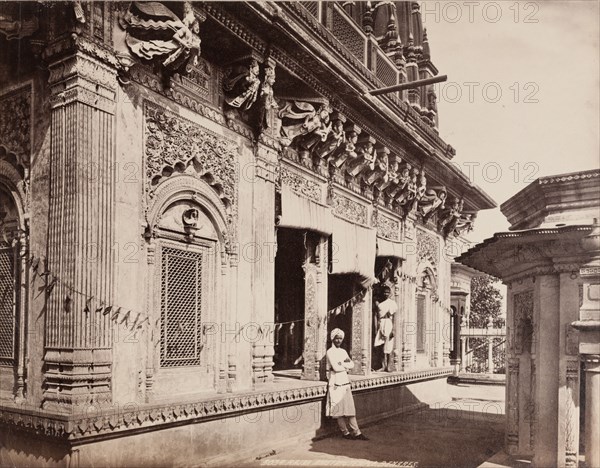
[366,75,448,96]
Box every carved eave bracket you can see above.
[117,1,206,88]
[223,52,262,115]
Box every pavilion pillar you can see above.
[572,219,600,468]
[582,356,600,468]
[459,337,466,372]
[42,47,118,411]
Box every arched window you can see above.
[0,185,25,400]
[145,176,230,399]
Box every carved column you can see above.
[506,358,520,454]
[302,236,328,380]
[251,146,277,384]
[144,241,156,402]
[349,286,371,376]
[43,47,118,410]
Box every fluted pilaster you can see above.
[43,48,118,410]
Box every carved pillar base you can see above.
[43,349,112,411]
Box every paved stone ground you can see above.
[245,383,507,468]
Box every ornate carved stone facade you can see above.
[0,2,495,465]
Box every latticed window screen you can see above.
[0,246,15,366]
[332,7,366,62]
[160,246,205,368]
[376,53,397,87]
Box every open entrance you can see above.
[373,257,400,369]
[274,228,305,371]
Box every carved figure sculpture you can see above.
[394,167,418,211]
[438,197,463,237]
[223,59,260,111]
[419,186,447,221]
[257,61,278,135]
[120,2,201,75]
[329,124,361,168]
[408,170,427,213]
[453,212,476,237]
[314,113,345,160]
[345,136,376,178]
[362,147,389,186]
[278,100,332,150]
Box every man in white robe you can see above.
[326,328,368,440]
[374,286,397,372]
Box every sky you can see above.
[422,0,600,244]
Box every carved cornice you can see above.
[201,3,267,55]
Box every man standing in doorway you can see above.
[374,286,397,372]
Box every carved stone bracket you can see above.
[223,55,261,112]
[118,2,206,87]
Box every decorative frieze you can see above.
[144,103,238,235]
[331,192,368,225]
[416,228,439,266]
[0,86,31,167]
[280,166,321,203]
[375,212,400,241]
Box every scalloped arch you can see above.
[416,260,437,290]
[148,174,230,247]
[0,158,27,228]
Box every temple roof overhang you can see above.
[217,2,496,213]
[456,224,594,282]
[501,169,600,230]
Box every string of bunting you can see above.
[22,250,151,336]
[22,248,453,340]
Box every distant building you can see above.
[0,2,494,465]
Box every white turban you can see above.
[330,328,345,341]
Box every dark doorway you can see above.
[327,274,360,355]
[274,228,305,370]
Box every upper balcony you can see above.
[278,1,451,158]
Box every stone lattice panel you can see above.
[0,247,15,365]
[331,7,366,63]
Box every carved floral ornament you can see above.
[144,102,238,241]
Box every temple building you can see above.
[0,2,494,465]
[458,169,600,468]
